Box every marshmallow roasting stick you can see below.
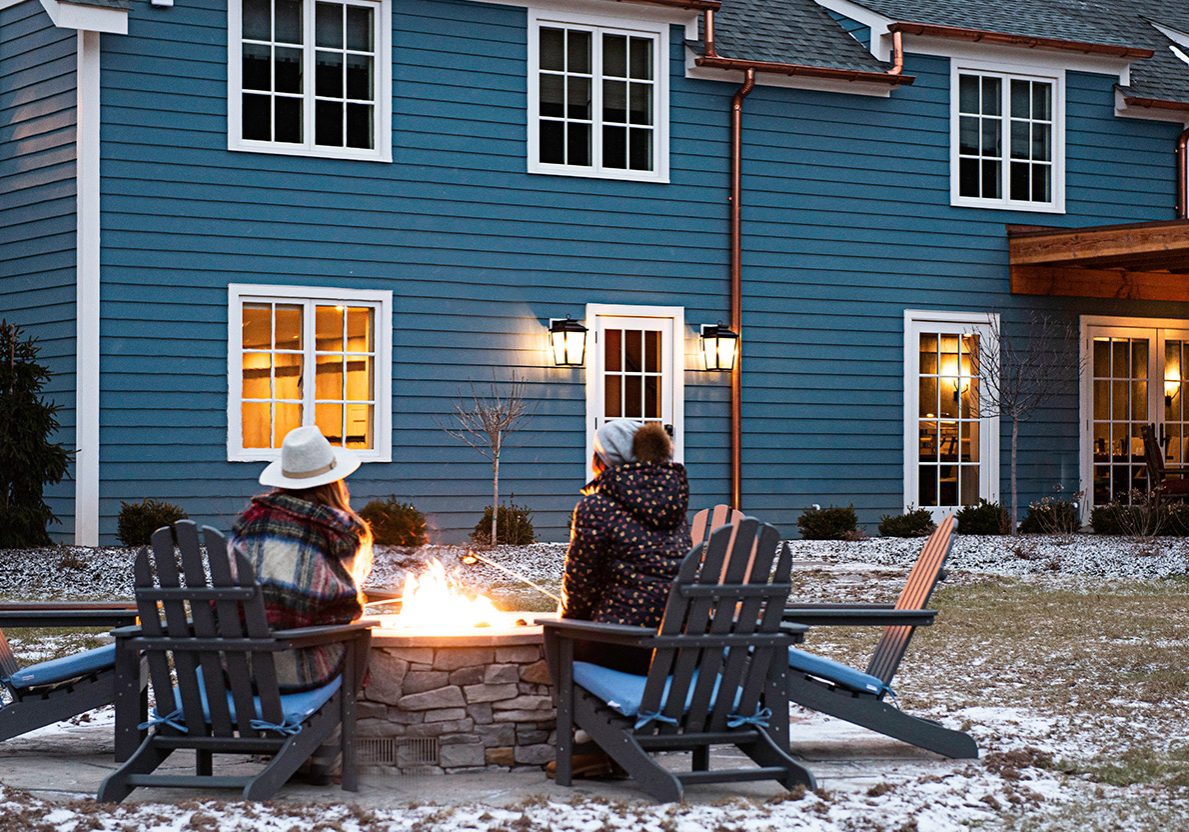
[460,550,561,604]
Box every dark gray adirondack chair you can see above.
[782,515,977,759]
[690,504,744,547]
[0,607,138,743]
[542,517,814,802]
[98,521,373,802]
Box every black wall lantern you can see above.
[549,316,588,367]
[700,323,739,371]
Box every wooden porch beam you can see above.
[1011,265,1189,302]
[1007,220,1189,267]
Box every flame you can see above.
[390,559,517,631]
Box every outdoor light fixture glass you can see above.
[549,316,588,367]
[700,323,739,371]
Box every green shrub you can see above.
[359,496,428,546]
[878,507,937,538]
[955,499,1010,535]
[1090,498,1189,537]
[117,499,188,546]
[1019,498,1081,534]
[796,505,858,540]
[471,504,535,546]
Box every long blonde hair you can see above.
[280,479,374,588]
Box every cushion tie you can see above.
[727,706,772,729]
[633,710,679,730]
[249,718,304,736]
[139,708,188,734]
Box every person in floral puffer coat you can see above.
[560,419,691,675]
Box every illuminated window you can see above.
[228,285,392,461]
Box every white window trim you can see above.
[949,59,1065,214]
[227,0,393,162]
[527,8,670,183]
[584,303,685,475]
[227,283,393,462]
[903,310,1000,517]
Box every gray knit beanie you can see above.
[593,419,640,468]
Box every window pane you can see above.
[566,122,591,166]
[919,420,938,462]
[346,103,373,148]
[568,76,591,120]
[345,356,373,400]
[1132,381,1148,421]
[345,404,374,449]
[346,5,373,51]
[1093,339,1110,377]
[1032,164,1050,202]
[629,37,652,80]
[644,330,660,373]
[315,100,343,145]
[567,30,590,73]
[315,305,345,351]
[1010,121,1028,159]
[316,402,344,444]
[539,120,564,164]
[274,47,303,93]
[939,465,958,506]
[603,34,626,77]
[981,76,1001,114]
[959,116,978,155]
[918,465,937,506]
[603,125,626,169]
[1133,339,1149,378]
[346,54,373,100]
[629,84,652,125]
[346,306,374,351]
[242,402,271,448]
[243,303,272,350]
[242,352,271,399]
[958,74,978,113]
[629,128,652,171]
[962,421,979,462]
[275,0,303,44]
[540,28,564,71]
[540,75,564,118]
[316,2,343,48]
[960,466,980,505]
[316,50,344,98]
[919,376,938,417]
[1010,162,1030,201]
[275,304,302,349]
[624,376,642,418]
[316,353,344,399]
[274,403,302,447]
[243,0,271,41]
[243,94,271,141]
[274,351,303,399]
[981,159,1001,198]
[605,329,622,371]
[1033,82,1052,120]
[603,79,626,123]
[958,157,979,197]
[1010,79,1030,118]
[625,330,642,372]
[919,334,938,373]
[1032,123,1051,161]
[242,43,271,91]
[274,96,302,143]
[980,118,1000,156]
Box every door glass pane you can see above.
[644,331,660,373]
[624,330,642,372]
[605,329,622,372]
[624,376,642,418]
[916,328,986,508]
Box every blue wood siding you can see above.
[94,0,1189,541]
[0,1,76,539]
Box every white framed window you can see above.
[227,284,392,462]
[585,304,684,474]
[228,0,392,162]
[903,310,999,518]
[950,62,1064,213]
[528,10,669,183]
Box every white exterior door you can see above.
[585,304,684,473]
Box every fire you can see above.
[390,559,518,631]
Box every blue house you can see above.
[4,0,1189,544]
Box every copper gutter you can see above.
[729,67,755,510]
[1179,127,1189,220]
[888,21,1153,59]
[1122,95,1189,113]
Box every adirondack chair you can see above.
[98,521,373,802]
[782,515,977,759]
[0,605,140,744]
[1141,424,1189,498]
[690,504,744,547]
[542,517,813,802]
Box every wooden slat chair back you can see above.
[865,515,954,684]
[0,630,18,683]
[689,505,745,548]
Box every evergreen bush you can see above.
[0,322,71,547]
[955,499,1010,535]
[117,498,188,546]
[796,505,858,540]
[1019,498,1081,534]
[471,504,535,545]
[878,507,937,538]
[359,496,428,546]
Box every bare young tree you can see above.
[444,374,531,545]
[972,312,1082,534]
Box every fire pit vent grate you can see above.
[357,737,440,774]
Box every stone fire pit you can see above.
[358,616,556,774]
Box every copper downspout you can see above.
[1178,127,1189,220]
[729,66,755,510]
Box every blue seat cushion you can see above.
[149,672,342,735]
[573,661,734,719]
[788,648,892,697]
[6,644,116,689]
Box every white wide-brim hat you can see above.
[259,425,361,489]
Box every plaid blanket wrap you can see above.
[231,492,367,691]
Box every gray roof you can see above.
[707,0,1189,104]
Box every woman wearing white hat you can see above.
[230,425,373,694]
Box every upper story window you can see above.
[951,65,1063,213]
[228,0,392,162]
[227,284,392,462]
[528,11,669,183]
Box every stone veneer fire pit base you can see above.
[358,624,556,774]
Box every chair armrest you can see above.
[779,622,809,642]
[783,607,938,627]
[110,625,142,639]
[538,618,656,647]
[784,603,897,610]
[272,621,377,649]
